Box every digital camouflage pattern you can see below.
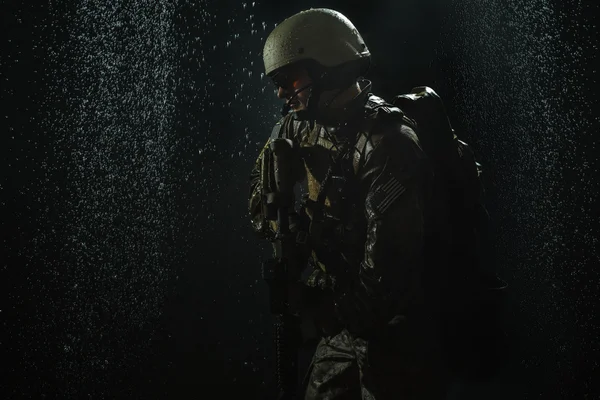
[302,325,445,400]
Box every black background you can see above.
[2,0,599,398]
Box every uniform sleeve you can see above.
[335,122,433,332]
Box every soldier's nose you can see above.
[277,86,287,99]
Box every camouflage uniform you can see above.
[249,80,446,399]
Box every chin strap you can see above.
[280,83,313,116]
[291,79,341,122]
[285,67,330,120]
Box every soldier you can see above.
[249,8,446,399]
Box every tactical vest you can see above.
[269,94,415,274]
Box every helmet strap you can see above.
[280,83,313,116]
[292,67,330,121]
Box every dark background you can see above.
[2,0,599,398]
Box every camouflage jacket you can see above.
[249,83,433,334]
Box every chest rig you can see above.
[303,122,362,271]
[271,95,411,273]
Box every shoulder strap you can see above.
[270,119,284,140]
[270,115,294,140]
[366,96,418,131]
[271,114,310,143]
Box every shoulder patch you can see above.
[369,174,407,215]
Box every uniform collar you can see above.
[320,79,373,138]
[293,78,373,130]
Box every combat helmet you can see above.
[263,8,371,117]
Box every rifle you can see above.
[262,138,304,400]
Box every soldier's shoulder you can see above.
[269,115,289,140]
[270,113,309,141]
[363,94,420,151]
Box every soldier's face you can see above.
[271,65,312,112]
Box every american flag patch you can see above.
[372,176,406,214]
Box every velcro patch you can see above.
[371,176,406,214]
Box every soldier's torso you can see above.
[272,95,412,272]
[274,95,400,269]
